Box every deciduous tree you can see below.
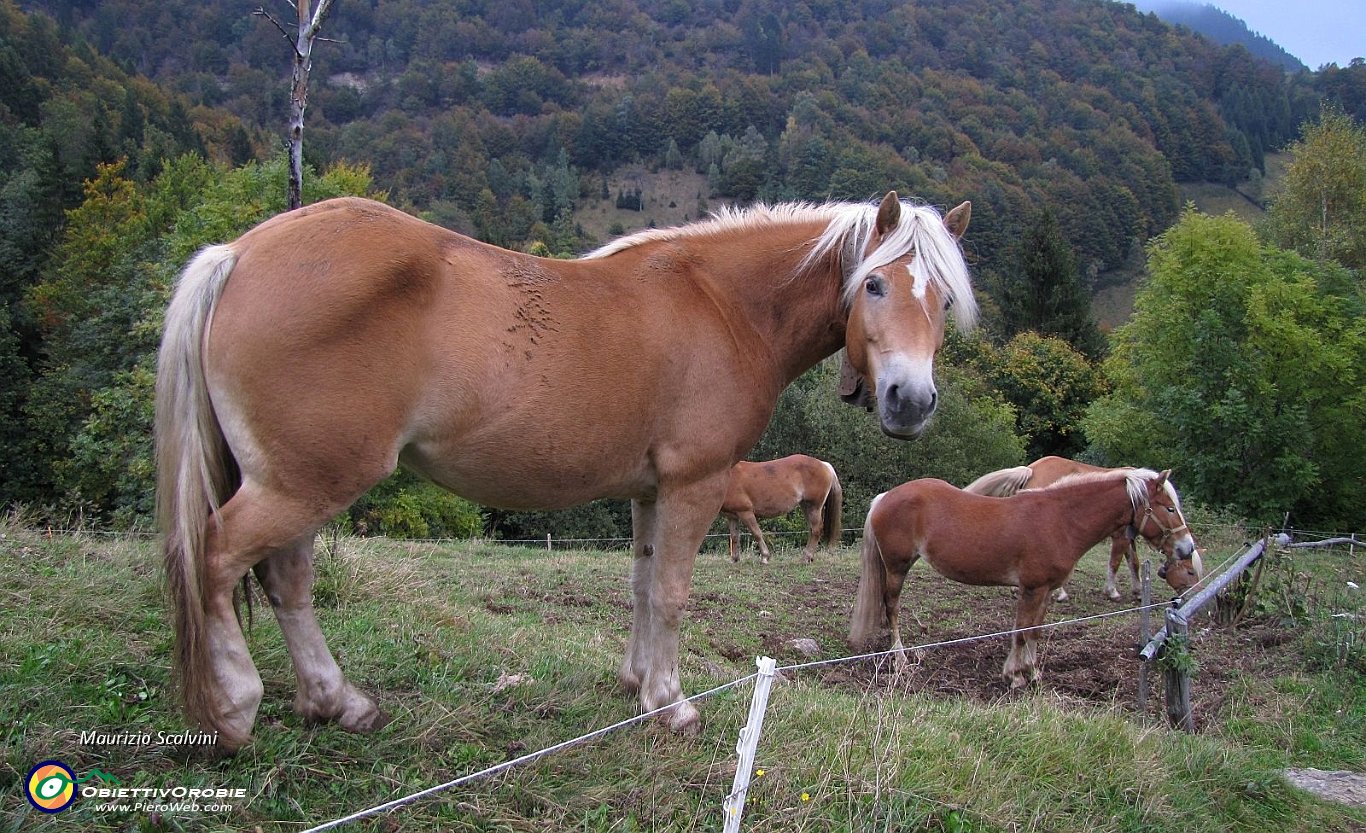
[1262,105,1366,270]
[254,0,339,209]
[1085,209,1366,529]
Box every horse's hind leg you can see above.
[197,484,333,748]
[727,516,741,563]
[253,539,388,733]
[882,558,915,668]
[800,500,823,563]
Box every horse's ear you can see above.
[944,201,971,240]
[1156,469,1171,488]
[875,191,900,236]
[837,349,874,410]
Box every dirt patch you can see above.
[757,563,1310,732]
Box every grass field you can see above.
[1,512,1362,832]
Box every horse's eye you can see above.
[865,277,884,297]
[1166,506,1176,514]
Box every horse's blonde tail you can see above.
[848,494,887,650]
[155,244,240,740]
[963,465,1033,497]
[822,467,843,548]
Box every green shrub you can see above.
[350,472,484,539]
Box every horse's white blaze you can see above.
[909,263,929,300]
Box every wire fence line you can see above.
[11,518,1361,552]
[295,593,1190,832]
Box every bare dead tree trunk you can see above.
[256,0,338,210]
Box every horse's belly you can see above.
[400,432,655,510]
[921,548,1018,588]
[750,489,803,518]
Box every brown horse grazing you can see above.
[963,456,1202,600]
[720,454,843,564]
[156,191,977,751]
[849,469,1183,688]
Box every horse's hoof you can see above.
[204,730,250,757]
[341,707,392,734]
[664,701,701,736]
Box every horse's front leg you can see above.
[1103,534,1130,601]
[738,511,770,564]
[727,516,741,563]
[619,474,727,734]
[1003,586,1050,688]
[619,498,659,695]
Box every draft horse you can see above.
[719,454,843,564]
[850,469,1184,688]
[964,456,1202,600]
[156,191,977,750]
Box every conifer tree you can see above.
[998,208,1106,359]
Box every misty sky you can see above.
[1202,0,1364,69]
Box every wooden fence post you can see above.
[1163,608,1194,731]
[1138,561,1152,715]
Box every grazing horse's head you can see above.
[1130,469,1204,592]
[824,192,976,438]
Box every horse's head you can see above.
[1133,469,1204,593]
[839,192,975,438]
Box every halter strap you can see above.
[1133,502,1190,557]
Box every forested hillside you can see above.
[3,0,1363,534]
[24,0,1322,273]
[1129,0,1306,72]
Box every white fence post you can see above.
[723,656,778,833]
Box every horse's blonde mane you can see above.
[1048,468,1161,510]
[582,199,977,329]
[582,202,838,259]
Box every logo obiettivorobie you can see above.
[26,760,77,813]
[25,760,120,813]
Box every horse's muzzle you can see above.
[878,380,937,439]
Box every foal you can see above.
[964,456,1202,600]
[850,469,1183,688]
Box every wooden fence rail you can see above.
[1138,532,1292,730]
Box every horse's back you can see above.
[1026,456,1110,488]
